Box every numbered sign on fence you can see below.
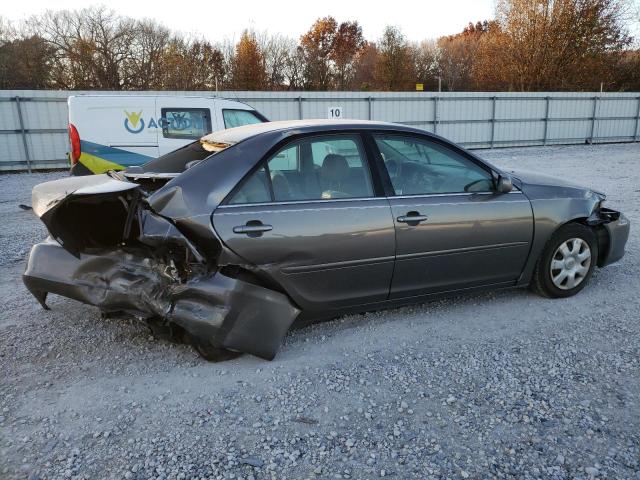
[327,106,343,119]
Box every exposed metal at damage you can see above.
[24,172,300,360]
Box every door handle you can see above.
[233,222,273,235]
[397,212,428,224]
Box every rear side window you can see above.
[161,108,212,139]
[228,166,271,204]
[223,109,265,128]
[228,134,374,204]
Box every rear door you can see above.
[69,95,159,171]
[156,97,214,156]
[370,133,534,298]
[212,133,396,312]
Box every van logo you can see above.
[124,110,145,133]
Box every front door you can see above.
[212,133,396,312]
[371,133,534,298]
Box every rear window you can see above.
[139,139,233,173]
[222,109,265,128]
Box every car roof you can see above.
[201,119,427,145]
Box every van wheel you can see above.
[190,337,242,362]
[532,223,598,298]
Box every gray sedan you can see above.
[23,120,630,360]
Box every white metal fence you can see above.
[1,90,639,171]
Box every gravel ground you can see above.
[1,143,639,480]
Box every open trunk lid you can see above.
[32,175,141,257]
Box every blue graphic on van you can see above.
[123,110,207,134]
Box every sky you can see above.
[4,0,497,42]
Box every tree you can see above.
[300,16,337,90]
[473,0,632,91]
[0,35,55,89]
[412,40,439,91]
[30,7,138,89]
[231,30,266,90]
[125,19,171,90]
[259,33,293,90]
[376,26,415,90]
[352,41,379,90]
[284,44,306,90]
[331,21,365,89]
[436,21,491,91]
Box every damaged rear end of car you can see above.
[23,132,301,360]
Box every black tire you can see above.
[190,337,242,362]
[531,223,598,298]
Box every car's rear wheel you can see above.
[532,223,598,298]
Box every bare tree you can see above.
[125,19,171,90]
[284,43,305,90]
[412,40,439,91]
[258,32,291,90]
[30,7,138,89]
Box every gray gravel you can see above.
[1,143,639,480]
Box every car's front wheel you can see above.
[532,223,598,298]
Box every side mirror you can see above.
[496,175,513,194]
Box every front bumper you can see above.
[598,212,630,267]
[23,239,300,360]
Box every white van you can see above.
[68,95,268,175]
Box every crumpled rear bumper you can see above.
[23,239,300,360]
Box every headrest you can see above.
[321,154,349,182]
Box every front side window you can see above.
[222,109,265,128]
[374,134,494,195]
[228,135,374,204]
[161,108,212,139]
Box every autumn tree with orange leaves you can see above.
[2,4,639,92]
[231,30,265,90]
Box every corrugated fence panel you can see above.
[0,90,638,171]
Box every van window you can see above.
[161,108,212,139]
[223,109,265,128]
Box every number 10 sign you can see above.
[327,106,343,119]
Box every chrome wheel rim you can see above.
[550,238,591,290]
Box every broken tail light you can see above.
[68,124,81,165]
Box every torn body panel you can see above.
[25,174,300,360]
[23,239,299,360]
